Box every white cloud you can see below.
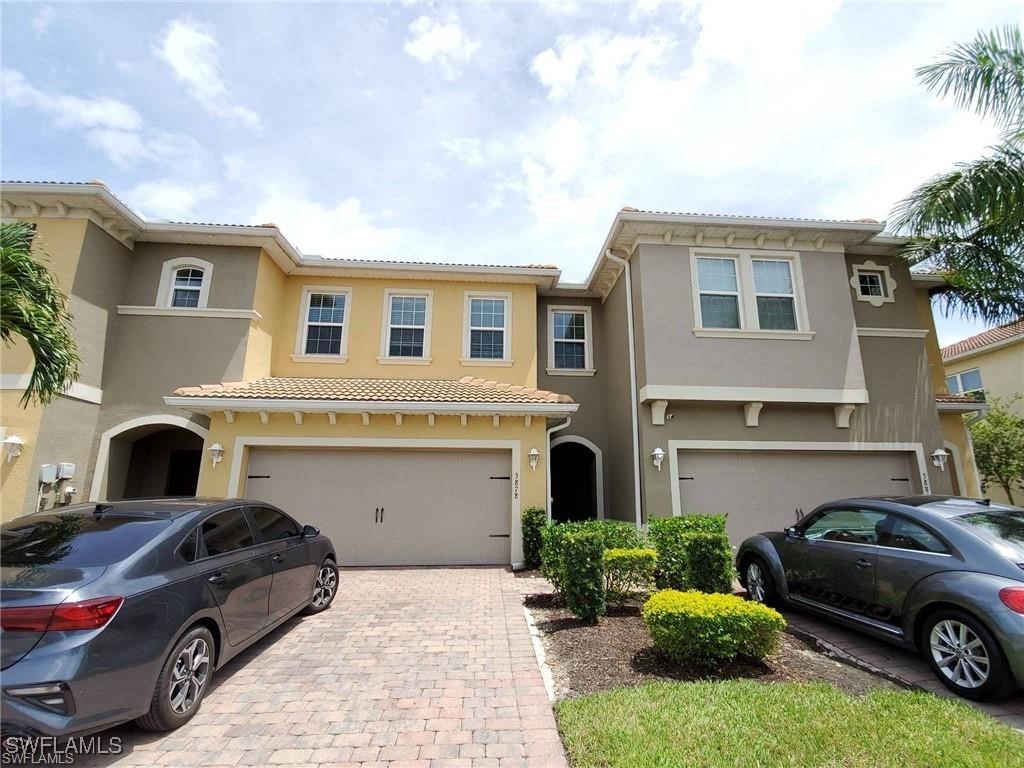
[2,69,142,131]
[156,18,260,127]
[128,179,217,220]
[442,137,485,167]
[404,15,480,77]
[31,5,56,36]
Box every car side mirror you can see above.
[785,526,804,539]
[302,524,319,538]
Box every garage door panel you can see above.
[677,450,915,545]
[245,448,510,566]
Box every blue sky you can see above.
[3,1,1020,345]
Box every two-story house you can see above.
[1,183,982,564]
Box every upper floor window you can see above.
[946,367,983,395]
[297,286,351,359]
[849,260,897,307]
[381,290,432,361]
[464,293,511,363]
[157,257,213,309]
[548,306,594,374]
[691,249,810,337]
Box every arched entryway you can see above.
[550,436,603,522]
[89,416,208,501]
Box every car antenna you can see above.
[976,498,991,506]
[93,503,113,516]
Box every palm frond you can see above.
[916,25,1024,136]
[0,222,80,406]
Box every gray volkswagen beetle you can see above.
[736,495,1024,701]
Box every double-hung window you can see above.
[382,291,431,360]
[945,368,983,395]
[299,288,350,358]
[692,249,810,337]
[157,257,213,309]
[171,268,204,308]
[465,294,510,362]
[548,306,594,373]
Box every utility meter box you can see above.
[39,464,58,484]
[57,462,76,480]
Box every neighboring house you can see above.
[0,183,982,562]
[941,321,1024,504]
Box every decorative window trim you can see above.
[850,260,897,306]
[462,291,512,364]
[294,285,352,360]
[547,305,595,374]
[157,257,214,309]
[945,367,984,395]
[689,248,810,335]
[379,288,434,362]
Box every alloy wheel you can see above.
[746,562,766,603]
[929,619,990,689]
[169,638,210,714]
[312,565,337,609]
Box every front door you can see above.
[779,506,886,617]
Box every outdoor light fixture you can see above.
[528,448,540,471]
[931,448,950,472]
[3,434,24,463]
[651,446,666,471]
[208,442,225,467]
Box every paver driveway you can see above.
[80,567,566,768]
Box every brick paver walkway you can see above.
[785,606,1024,730]
[81,567,566,768]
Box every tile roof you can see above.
[300,256,560,270]
[935,394,985,404]
[171,377,574,404]
[940,321,1024,360]
[619,206,881,225]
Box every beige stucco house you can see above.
[0,182,986,561]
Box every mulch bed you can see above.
[524,593,904,699]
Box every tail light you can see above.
[998,587,1024,614]
[0,597,123,632]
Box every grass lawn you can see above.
[556,680,1024,768]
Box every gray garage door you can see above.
[245,448,511,566]
[677,450,915,545]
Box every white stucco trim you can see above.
[0,374,103,404]
[547,305,594,373]
[639,385,869,405]
[856,327,929,339]
[228,436,523,565]
[667,440,930,518]
[89,415,209,501]
[849,260,897,307]
[117,306,261,321]
[156,256,214,309]
[551,435,605,519]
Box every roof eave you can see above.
[935,401,989,414]
[164,396,578,417]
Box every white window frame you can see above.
[462,291,513,365]
[157,256,214,309]
[293,286,352,362]
[547,305,595,376]
[849,260,898,307]
[689,248,813,340]
[378,288,433,364]
[946,367,984,395]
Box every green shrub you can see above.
[603,548,658,604]
[682,532,735,593]
[541,520,645,596]
[521,506,547,569]
[642,589,785,666]
[563,531,606,622]
[540,523,569,593]
[648,515,729,590]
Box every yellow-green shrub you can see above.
[642,589,786,666]
[603,548,658,604]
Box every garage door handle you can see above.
[207,572,229,584]
[856,559,872,569]
[374,507,379,523]
[489,534,510,538]
[380,507,384,523]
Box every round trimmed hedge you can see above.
[642,589,786,666]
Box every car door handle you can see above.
[207,572,230,584]
[271,554,285,563]
[856,559,872,569]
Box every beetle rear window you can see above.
[956,511,1024,562]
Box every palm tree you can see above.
[0,222,80,405]
[891,26,1024,325]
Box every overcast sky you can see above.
[3,1,1020,345]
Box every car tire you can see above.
[136,625,215,731]
[303,558,338,615]
[742,556,777,606]
[921,609,1016,701]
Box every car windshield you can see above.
[955,510,1024,563]
[0,513,169,567]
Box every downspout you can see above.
[605,249,643,528]
[546,417,572,521]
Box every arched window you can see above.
[157,257,214,309]
[171,267,205,307]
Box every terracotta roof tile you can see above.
[171,377,574,404]
[940,321,1024,360]
[935,394,984,404]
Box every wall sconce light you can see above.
[651,446,666,471]
[3,434,25,463]
[931,448,950,472]
[208,442,225,467]
[528,448,540,471]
